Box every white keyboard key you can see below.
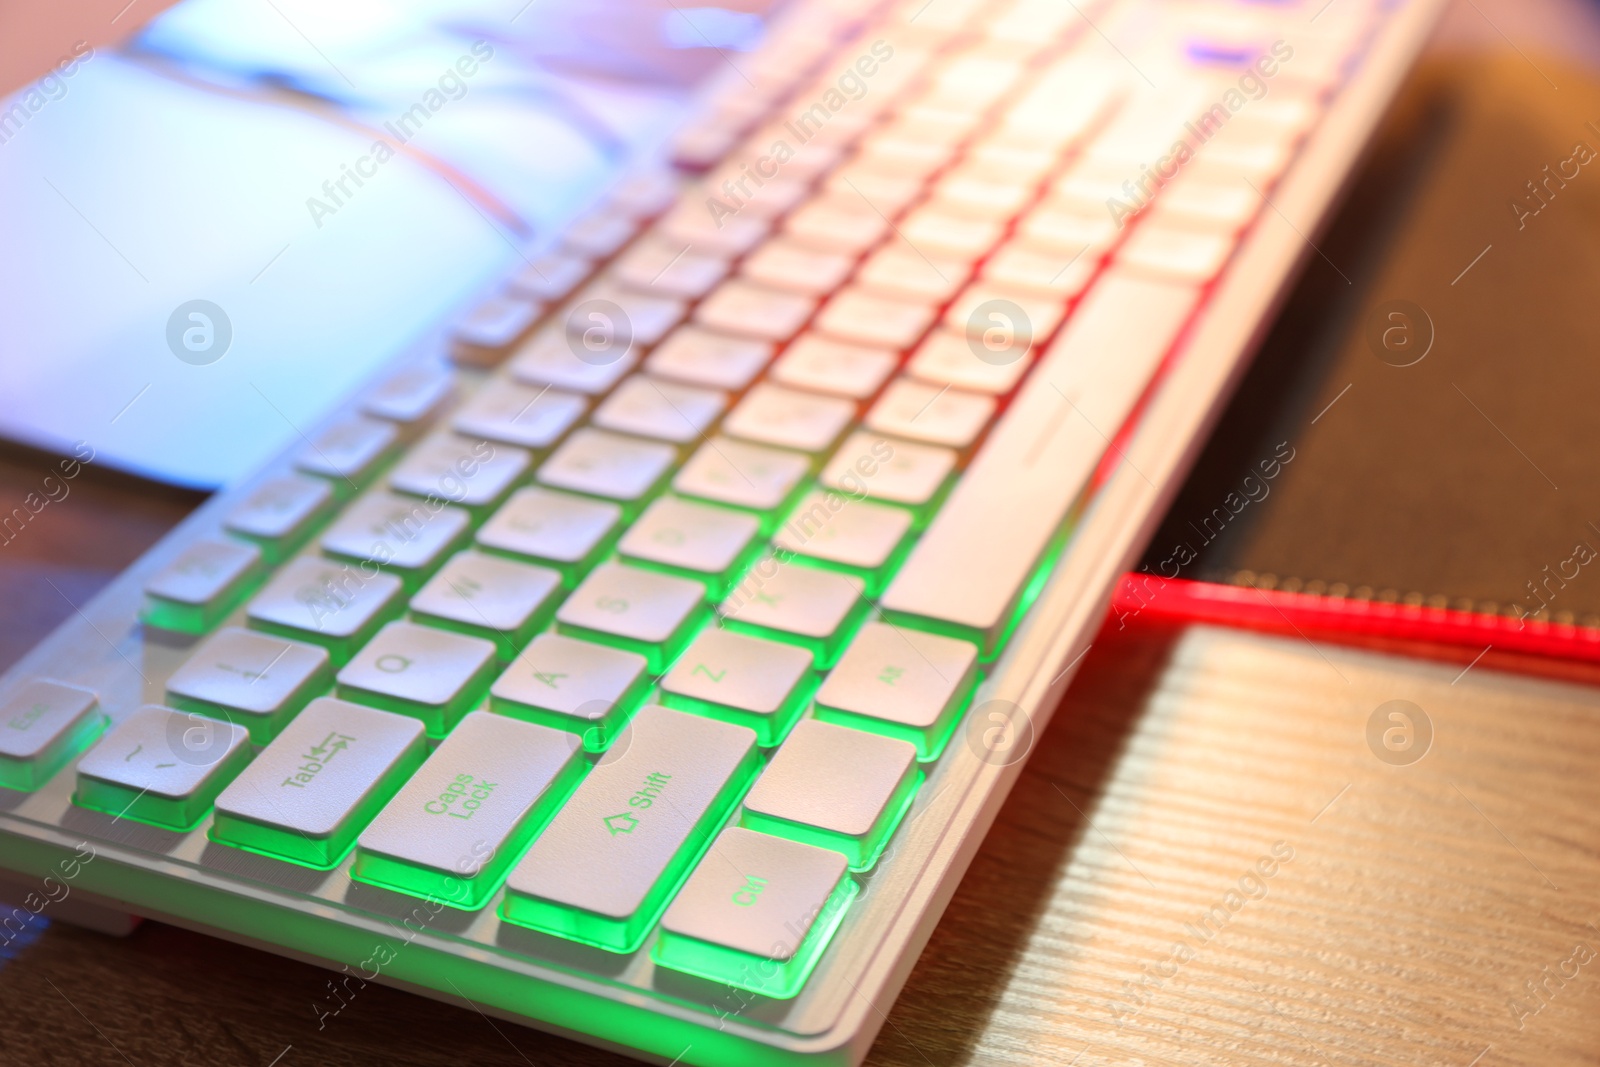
[661,628,814,743]
[1152,176,1260,229]
[451,383,587,451]
[824,165,925,214]
[618,495,760,590]
[771,335,898,400]
[75,706,252,829]
[475,486,621,579]
[605,169,680,217]
[247,556,404,658]
[354,710,583,906]
[166,628,331,743]
[409,550,563,657]
[143,539,262,631]
[740,238,855,296]
[908,329,1030,396]
[362,364,454,426]
[673,436,811,513]
[225,475,334,559]
[565,282,686,349]
[337,621,497,736]
[212,697,427,867]
[320,492,470,579]
[855,246,972,303]
[295,415,398,489]
[723,382,854,453]
[703,173,809,219]
[0,680,102,792]
[783,195,890,254]
[982,240,1099,299]
[491,633,649,749]
[560,209,638,258]
[609,238,729,299]
[815,288,937,351]
[927,173,1034,219]
[866,378,995,448]
[1118,224,1235,282]
[510,326,637,395]
[556,561,707,669]
[501,704,758,951]
[881,274,1198,648]
[537,428,676,507]
[821,431,955,506]
[655,826,851,995]
[388,434,530,510]
[1017,204,1119,258]
[944,283,1064,348]
[507,251,593,303]
[452,295,541,366]
[591,376,727,444]
[774,492,913,581]
[695,279,816,342]
[719,557,866,666]
[741,718,919,869]
[646,327,772,390]
[898,209,1003,258]
[657,201,769,256]
[814,622,978,759]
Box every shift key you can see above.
[501,704,757,952]
[211,697,426,869]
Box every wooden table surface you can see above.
[5,3,1600,1065]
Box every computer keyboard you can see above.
[0,0,1442,1062]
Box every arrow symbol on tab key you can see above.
[603,812,639,836]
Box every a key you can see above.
[617,495,760,597]
[855,246,972,303]
[142,539,262,634]
[740,238,855,296]
[1118,224,1235,282]
[591,376,727,445]
[320,491,471,586]
[719,555,868,667]
[409,550,563,660]
[1016,204,1119,257]
[506,251,594,303]
[823,165,924,214]
[388,434,530,511]
[536,428,677,510]
[908,329,1030,396]
[703,172,809,218]
[820,430,955,508]
[509,325,637,395]
[564,282,685,348]
[336,620,498,737]
[1150,175,1259,229]
[500,704,758,952]
[212,697,427,867]
[782,196,889,254]
[645,327,772,391]
[353,710,584,909]
[653,826,854,997]
[770,335,897,400]
[982,239,1099,299]
[657,202,769,256]
[944,283,1065,346]
[75,705,253,830]
[605,170,680,218]
[813,622,979,759]
[452,295,542,367]
[475,486,621,584]
[609,238,729,299]
[295,415,399,492]
[555,561,708,670]
[814,288,936,351]
[927,173,1034,220]
[865,378,996,449]
[451,383,587,451]
[660,628,814,745]
[247,556,405,662]
[695,279,816,342]
[672,436,811,516]
[166,628,332,743]
[0,680,103,792]
[851,134,948,179]
[362,363,454,427]
[490,633,650,750]
[722,382,854,453]
[560,210,638,259]
[772,492,913,591]
[225,475,335,562]
[897,209,1002,258]
[741,719,920,870]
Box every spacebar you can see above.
[880,272,1198,650]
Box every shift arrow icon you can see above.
[603,812,639,836]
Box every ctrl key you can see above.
[653,827,856,999]
[74,706,252,830]
[0,680,104,792]
[212,697,427,869]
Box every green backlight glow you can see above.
[0,713,104,793]
[74,740,252,831]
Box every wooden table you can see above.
[6,4,1600,1064]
